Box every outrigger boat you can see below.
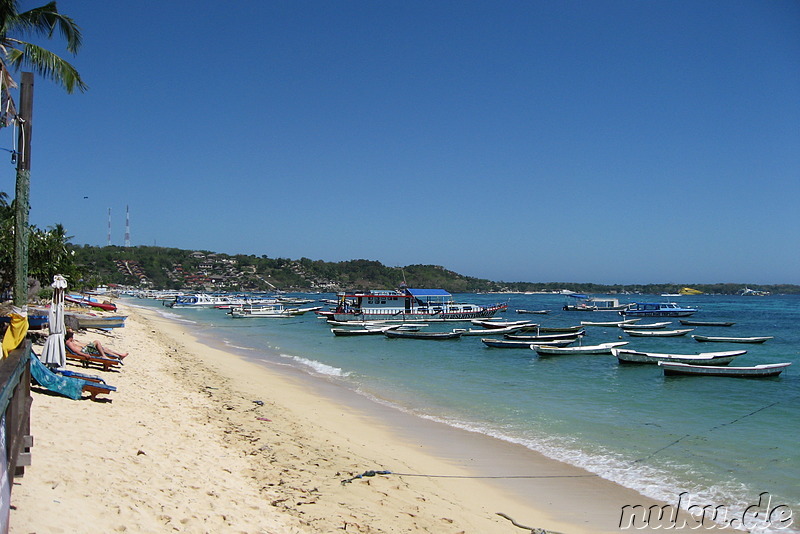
[534,341,629,356]
[625,328,693,338]
[619,321,672,330]
[692,335,773,344]
[679,320,735,327]
[581,319,640,327]
[658,361,791,378]
[482,338,577,349]
[322,287,507,323]
[520,324,584,333]
[612,348,746,365]
[384,330,462,340]
[515,309,550,315]
[452,324,529,336]
[504,330,586,342]
[228,304,321,318]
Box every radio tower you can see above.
[107,208,112,246]
[124,205,131,247]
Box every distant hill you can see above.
[69,245,799,295]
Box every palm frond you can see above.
[11,2,82,54]
[6,42,86,93]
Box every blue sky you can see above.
[3,1,799,284]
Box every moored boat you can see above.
[619,302,698,317]
[679,320,735,327]
[228,304,305,318]
[504,330,585,342]
[533,341,629,356]
[515,309,550,315]
[520,324,584,333]
[658,361,792,378]
[452,324,529,336]
[581,319,640,327]
[326,287,507,323]
[612,348,746,365]
[619,321,672,330]
[692,335,773,344]
[384,330,462,340]
[625,328,693,337]
[482,338,576,349]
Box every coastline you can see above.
[10,302,726,533]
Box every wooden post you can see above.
[13,72,33,307]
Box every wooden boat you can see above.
[481,338,575,349]
[515,309,550,315]
[563,296,628,312]
[692,335,773,344]
[619,321,672,330]
[471,319,534,329]
[64,313,127,330]
[504,330,585,342]
[626,328,693,338]
[534,342,629,356]
[1,314,49,330]
[384,330,462,340]
[679,320,735,327]
[228,304,320,318]
[331,326,395,336]
[452,324,528,336]
[65,294,117,312]
[581,319,640,327]
[619,302,697,317]
[612,348,746,365]
[658,361,792,378]
[519,324,584,333]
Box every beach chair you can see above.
[30,352,117,401]
[66,345,123,371]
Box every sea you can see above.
[126,292,799,533]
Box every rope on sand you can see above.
[340,469,596,485]
[496,512,565,534]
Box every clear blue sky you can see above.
[4,1,799,285]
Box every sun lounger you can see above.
[66,346,123,371]
[30,352,117,401]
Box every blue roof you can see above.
[406,288,452,297]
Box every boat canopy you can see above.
[568,294,588,299]
[406,289,452,298]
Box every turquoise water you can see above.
[130,293,799,532]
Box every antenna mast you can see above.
[124,205,131,247]
[107,208,112,246]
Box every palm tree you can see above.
[0,1,86,304]
[0,0,86,123]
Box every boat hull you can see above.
[659,362,791,378]
[692,335,773,344]
[612,348,746,365]
[332,307,504,323]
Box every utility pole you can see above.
[13,72,33,306]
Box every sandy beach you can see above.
[9,302,707,533]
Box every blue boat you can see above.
[619,302,698,317]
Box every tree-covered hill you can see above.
[67,245,800,295]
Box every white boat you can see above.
[471,319,534,329]
[505,330,586,342]
[228,304,317,318]
[581,319,640,327]
[515,309,550,315]
[625,328,693,337]
[323,287,507,323]
[612,348,746,365]
[658,361,792,378]
[563,296,628,312]
[533,342,629,356]
[482,338,576,349]
[692,335,773,344]
[452,324,529,336]
[619,302,698,317]
[169,293,268,309]
[619,321,672,330]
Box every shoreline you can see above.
[10,302,730,533]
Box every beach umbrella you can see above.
[41,275,67,368]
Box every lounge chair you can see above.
[66,345,123,371]
[30,352,117,401]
